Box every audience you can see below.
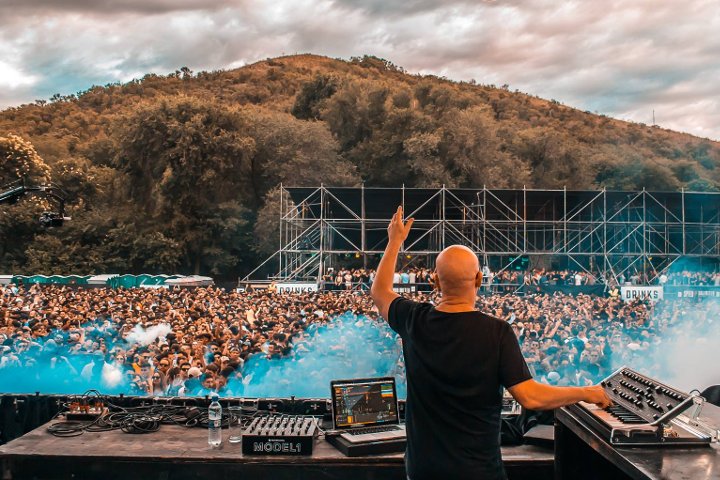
[0,278,717,396]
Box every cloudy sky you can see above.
[1,0,719,140]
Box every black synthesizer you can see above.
[242,414,318,455]
[567,366,718,446]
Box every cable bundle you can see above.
[47,390,259,437]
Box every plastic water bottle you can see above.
[208,394,222,447]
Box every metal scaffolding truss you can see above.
[244,186,720,283]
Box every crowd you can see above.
[0,281,716,396]
[320,266,720,291]
[320,267,433,290]
[319,266,653,294]
[665,270,720,286]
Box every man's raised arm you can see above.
[371,206,414,320]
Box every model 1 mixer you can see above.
[241,414,318,455]
[567,366,718,446]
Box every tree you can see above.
[113,96,256,274]
[239,106,359,205]
[0,133,51,184]
[0,134,52,271]
[291,74,337,120]
[252,187,291,256]
[437,106,529,187]
[509,127,593,188]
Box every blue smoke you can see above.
[0,319,166,395]
[608,296,720,392]
[228,313,406,398]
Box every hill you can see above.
[1,54,719,277]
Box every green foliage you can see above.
[291,74,337,120]
[0,133,51,184]
[112,96,255,274]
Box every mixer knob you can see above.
[667,404,673,410]
[653,414,659,420]
[637,394,643,401]
[601,381,606,387]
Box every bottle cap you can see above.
[211,393,219,401]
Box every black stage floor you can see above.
[0,421,554,480]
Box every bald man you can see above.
[371,206,611,480]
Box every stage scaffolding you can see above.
[244,186,720,284]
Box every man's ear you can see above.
[475,271,483,288]
[430,273,441,293]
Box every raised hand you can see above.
[387,206,414,244]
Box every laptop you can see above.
[330,377,406,443]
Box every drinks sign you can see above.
[620,286,663,302]
[276,282,318,293]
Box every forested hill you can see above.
[1,54,719,277]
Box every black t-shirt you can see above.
[388,297,532,480]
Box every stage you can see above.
[0,421,553,480]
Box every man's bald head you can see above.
[434,245,481,296]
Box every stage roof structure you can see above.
[244,186,720,284]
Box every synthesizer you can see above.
[567,366,718,446]
[241,414,318,455]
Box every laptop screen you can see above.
[331,378,399,429]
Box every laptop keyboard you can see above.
[348,425,398,435]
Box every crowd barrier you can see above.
[323,282,605,295]
[664,285,720,298]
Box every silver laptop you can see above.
[330,377,406,443]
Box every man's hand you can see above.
[387,206,414,244]
[371,205,414,320]
[583,385,612,408]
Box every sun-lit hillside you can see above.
[1,54,719,277]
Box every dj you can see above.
[371,206,612,480]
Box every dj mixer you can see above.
[241,414,318,455]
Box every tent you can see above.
[165,275,214,287]
[106,274,184,289]
[11,275,89,285]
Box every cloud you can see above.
[0,0,719,140]
[0,0,241,15]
